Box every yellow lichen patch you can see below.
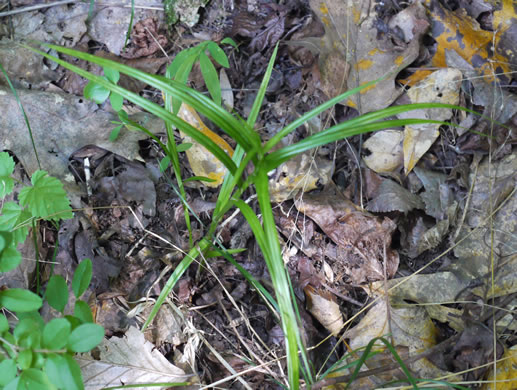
[345,98,357,108]
[368,48,380,56]
[355,58,373,70]
[359,83,376,94]
[319,2,329,15]
[394,55,404,66]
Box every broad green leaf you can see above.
[14,317,42,348]
[221,37,237,49]
[74,300,93,323]
[18,170,73,221]
[0,313,8,332]
[207,41,229,67]
[0,288,42,312]
[32,352,46,369]
[46,354,83,390]
[67,323,104,352]
[0,244,21,273]
[0,359,16,386]
[159,156,170,172]
[166,48,195,77]
[3,377,19,390]
[72,258,92,298]
[19,368,55,390]
[103,67,120,84]
[110,92,124,111]
[0,152,15,197]
[83,80,110,104]
[45,275,69,313]
[17,349,33,370]
[0,201,31,245]
[199,52,221,106]
[176,142,193,153]
[109,124,123,141]
[43,318,71,349]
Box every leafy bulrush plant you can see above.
[26,42,468,389]
[0,152,103,390]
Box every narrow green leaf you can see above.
[67,323,104,352]
[166,48,195,77]
[207,41,229,67]
[221,37,238,49]
[200,52,221,106]
[74,300,94,323]
[18,170,73,221]
[0,359,16,386]
[0,152,15,197]
[45,275,69,313]
[103,67,120,84]
[43,318,71,349]
[183,175,217,184]
[72,258,92,298]
[0,288,42,312]
[83,81,110,104]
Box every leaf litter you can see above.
[1,0,517,388]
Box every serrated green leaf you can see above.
[43,318,71,350]
[207,41,229,67]
[18,170,73,221]
[19,368,55,390]
[0,152,15,197]
[0,359,16,386]
[0,202,31,245]
[109,92,124,111]
[67,323,104,352]
[221,37,237,49]
[83,80,110,104]
[45,275,69,313]
[103,67,120,84]
[199,52,221,106]
[109,124,123,141]
[74,300,93,323]
[0,243,22,273]
[0,288,42,312]
[72,258,92,298]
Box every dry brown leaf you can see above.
[363,130,404,173]
[305,285,344,336]
[295,188,399,284]
[398,68,462,174]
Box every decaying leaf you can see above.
[363,130,404,173]
[367,179,424,214]
[0,87,164,197]
[305,285,343,336]
[295,188,399,284]
[482,345,517,390]
[78,326,191,389]
[309,0,428,112]
[269,151,332,202]
[397,68,462,174]
[177,103,234,188]
[344,300,454,381]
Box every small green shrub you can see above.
[0,152,103,390]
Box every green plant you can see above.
[26,41,475,389]
[0,153,103,389]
